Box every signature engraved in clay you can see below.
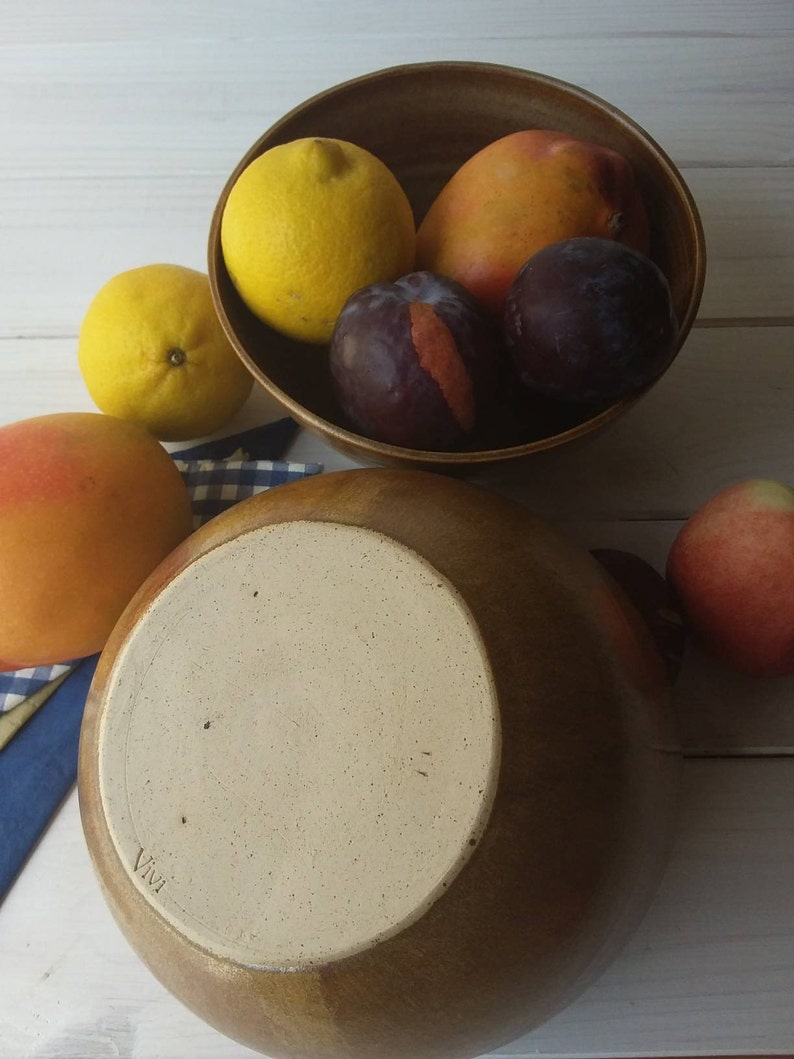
[134,846,167,893]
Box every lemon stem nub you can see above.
[167,347,187,367]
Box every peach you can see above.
[666,479,794,677]
[0,413,193,670]
[416,129,649,316]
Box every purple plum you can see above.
[504,237,678,408]
[329,271,503,450]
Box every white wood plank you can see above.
[1,167,792,337]
[692,167,794,323]
[4,0,794,44]
[286,326,794,522]
[0,4,792,1056]
[497,759,794,1057]
[0,21,791,183]
[0,178,218,340]
[1,762,792,1057]
[1,341,792,752]
[1,324,790,523]
[479,321,792,516]
[0,337,286,437]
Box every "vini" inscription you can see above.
[134,847,167,893]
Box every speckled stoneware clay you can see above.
[98,520,498,968]
[79,468,680,1059]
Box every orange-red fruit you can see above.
[416,129,650,316]
[666,479,794,677]
[0,413,193,670]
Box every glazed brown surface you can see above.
[80,469,680,1059]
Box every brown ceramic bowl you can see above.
[80,469,680,1059]
[208,62,706,471]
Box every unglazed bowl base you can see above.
[97,520,499,969]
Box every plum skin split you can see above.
[330,271,503,450]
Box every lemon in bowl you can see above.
[220,136,416,345]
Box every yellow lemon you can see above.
[220,137,416,344]
[78,264,253,441]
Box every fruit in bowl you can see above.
[222,129,676,452]
[329,272,504,450]
[416,129,650,317]
[220,137,416,345]
[504,237,679,408]
[208,62,706,469]
[219,137,671,451]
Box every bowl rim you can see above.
[208,60,707,467]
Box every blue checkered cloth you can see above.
[0,662,78,713]
[0,420,322,711]
[177,458,316,530]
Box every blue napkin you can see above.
[0,655,99,898]
[0,419,322,902]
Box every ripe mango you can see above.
[416,130,650,316]
[0,413,192,670]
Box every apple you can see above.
[666,478,794,676]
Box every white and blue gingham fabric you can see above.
[177,456,319,529]
[0,420,322,712]
[0,663,78,713]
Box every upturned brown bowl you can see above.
[208,61,706,471]
[80,469,680,1059]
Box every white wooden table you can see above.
[1,2,793,1056]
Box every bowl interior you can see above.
[209,62,705,467]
